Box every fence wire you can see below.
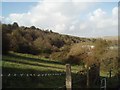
[1,73,66,77]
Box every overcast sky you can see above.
[1,0,119,37]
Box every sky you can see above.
[1,0,119,37]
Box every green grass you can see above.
[2,52,79,73]
[2,52,81,88]
[2,52,119,88]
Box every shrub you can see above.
[62,55,82,65]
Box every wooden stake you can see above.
[66,64,72,90]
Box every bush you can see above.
[2,33,10,54]
[12,22,19,29]
[62,55,82,65]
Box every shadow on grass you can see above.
[7,53,65,65]
[2,67,119,89]
[2,67,66,88]
[2,53,120,89]
[3,58,65,70]
[2,66,87,89]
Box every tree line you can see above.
[2,22,96,55]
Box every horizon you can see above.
[2,22,119,39]
[1,0,119,37]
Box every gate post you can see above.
[87,66,90,88]
[66,64,72,90]
[100,78,106,90]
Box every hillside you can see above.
[2,22,118,62]
[101,36,118,40]
[2,22,96,60]
[2,22,119,88]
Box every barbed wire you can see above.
[1,73,66,77]
[2,72,86,89]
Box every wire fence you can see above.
[2,64,106,89]
[1,73,66,77]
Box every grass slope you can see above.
[2,52,119,88]
[2,52,80,88]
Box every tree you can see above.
[12,22,19,29]
[91,39,110,68]
[10,29,32,53]
[2,32,10,54]
[64,42,92,65]
[30,26,36,29]
[33,37,52,54]
[50,36,64,48]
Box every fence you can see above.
[1,73,65,77]
[2,64,107,89]
[100,78,106,90]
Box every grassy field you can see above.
[2,52,119,88]
[2,52,82,88]
[2,52,80,73]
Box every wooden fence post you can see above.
[66,64,72,90]
[85,64,90,88]
[86,66,90,88]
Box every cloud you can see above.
[4,1,118,37]
[69,25,75,31]
[2,0,118,2]
[79,7,118,37]
[4,0,91,33]
[0,16,4,22]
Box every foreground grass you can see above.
[2,52,119,88]
[2,52,81,88]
